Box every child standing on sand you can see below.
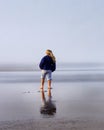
[39,49,56,89]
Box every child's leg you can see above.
[40,70,46,89]
[40,78,45,89]
[47,70,52,89]
[48,79,51,89]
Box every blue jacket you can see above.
[39,55,56,72]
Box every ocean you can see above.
[0,62,104,83]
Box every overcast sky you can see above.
[0,0,104,64]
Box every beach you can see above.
[0,70,104,129]
[0,118,104,130]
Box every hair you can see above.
[46,49,56,62]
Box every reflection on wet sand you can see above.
[40,89,56,117]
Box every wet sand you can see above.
[0,72,104,129]
[0,83,104,130]
[0,118,104,130]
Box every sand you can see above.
[1,71,104,130]
[0,118,104,130]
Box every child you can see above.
[39,49,56,89]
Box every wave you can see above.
[0,62,104,71]
[0,71,104,83]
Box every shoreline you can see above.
[1,71,104,83]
